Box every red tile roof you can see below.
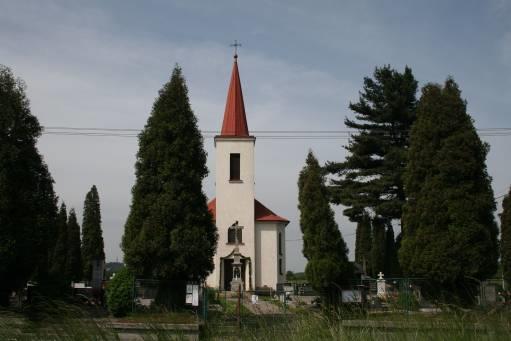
[220,58,250,137]
[207,198,289,223]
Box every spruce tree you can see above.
[122,66,217,281]
[298,151,352,294]
[500,187,511,286]
[399,79,499,300]
[0,65,58,305]
[327,65,418,223]
[82,185,105,280]
[355,214,372,274]
[67,209,83,282]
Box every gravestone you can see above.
[376,272,386,298]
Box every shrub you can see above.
[106,268,134,317]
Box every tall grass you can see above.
[202,308,511,340]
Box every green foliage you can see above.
[370,218,386,276]
[122,66,217,281]
[82,185,105,280]
[399,78,499,299]
[51,203,68,275]
[106,268,134,317]
[384,225,401,277]
[327,65,418,223]
[66,208,82,282]
[0,65,58,305]
[501,187,511,285]
[354,214,372,273]
[298,151,352,293]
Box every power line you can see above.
[40,126,511,140]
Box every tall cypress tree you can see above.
[67,208,83,282]
[355,214,372,274]
[0,65,58,305]
[122,66,217,281]
[370,218,386,277]
[51,203,69,276]
[500,187,511,286]
[399,79,498,300]
[82,185,105,280]
[327,65,417,223]
[298,151,351,293]
[384,226,400,277]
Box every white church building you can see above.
[206,54,289,291]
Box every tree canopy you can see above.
[122,66,217,281]
[82,185,105,280]
[0,65,58,305]
[327,65,418,223]
[399,79,498,299]
[500,187,511,286]
[298,151,351,293]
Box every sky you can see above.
[1,0,510,272]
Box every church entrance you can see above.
[221,258,247,291]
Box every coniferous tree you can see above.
[399,79,499,300]
[298,151,352,294]
[82,185,105,280]
[370,218,386,277]
[327,65,418,224]
[122,66,217,281]
[384,226,400,277]
[67,209,83,282]
[355,214,372,274]
[500,187,511,286]
[51,203,69,276]
[0,65,58,305]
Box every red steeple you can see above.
[220,56,250,137]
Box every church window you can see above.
[279,258,283,275]
[230,153,240,180]
[278,232,282,255]
[228,226,242,244]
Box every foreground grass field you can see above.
[1,300,511,340]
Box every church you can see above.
[206,54,289,291]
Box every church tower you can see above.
[207,54,288,291]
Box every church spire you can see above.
[220,54,249,137]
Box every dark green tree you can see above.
[50,203,69,276]
[399,79,499,300]
[82,185,105,280]
[327,65,418,223]
[0,65,58,305]
[370,217,386,277]
[298,151,352,294]
[106,268,134,317]
[67,208,83,282]
[354,213,372,274]
[122,66,217,281]
[384,225,400,277]
[500,187,511,286]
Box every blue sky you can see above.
[1,0,510,271]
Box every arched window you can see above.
[228,226,242,244]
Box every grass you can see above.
[202,306,511,340]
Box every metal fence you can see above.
[131,279,208,319]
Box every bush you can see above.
[106,268,134,317]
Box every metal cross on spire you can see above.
[230,40,242,59]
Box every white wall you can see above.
[255,221,287,289]
[207,137,256,289]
